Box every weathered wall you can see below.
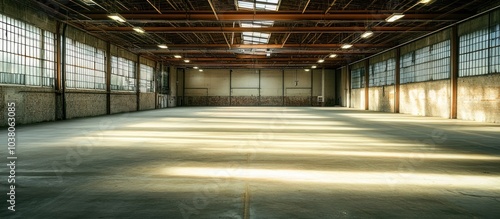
[457,74,500,123]
[284,69,312,106]
[400,80,450,118]
[110,93,137,114]
[0,86,55,125]
[260,69,283,106]
[139,93,155,110]
[66,91,107,119]
[351,88,365,109]
[369,86,395,112]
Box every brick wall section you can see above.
[457,74,500,123]
[139,93,155,110]
[260,96,283,106]
[65,92,107,119]
[0,86,56,125]
[285,96,311,106]
[111,93,137,114]
[231,96,259,106]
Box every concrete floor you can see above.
[1,107,500,218]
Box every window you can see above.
[66,38,105,89]
[111,56,136,91]
[0,14,55,87]
[369,58,395,87]
[140,64,154,93]
[400,40,450,84]
[459,28,489,77]
[490,20,500,73]
[351,67,365,89]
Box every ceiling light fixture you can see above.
[304,69,310,72]
[133,27,145,33]
[193,66,199,69]
[174,55,182,58]
[419,0,431,3]
[157,44,168,49]
[385,13,405,22]
[199,69,204,72]
[341,44,353,49]
[184,60,190,63]
[311,65,317,69]
[108,13,126,23]
[317,59,325,63]
[361,31,374,39]
[329,54,338,58]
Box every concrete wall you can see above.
[457,74,500,123]
[179,68,335,106]
[284,69,311,106]
[351,88,365,109]
[369,86,395,112]
[65,91,107,119]
[0,86,56,125]
[400,80,450,118]
[260,69,283,106]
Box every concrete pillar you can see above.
[364,60,369,110]
[395,48,401,113]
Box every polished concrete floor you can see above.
[1,107,500,218]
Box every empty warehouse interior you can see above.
[1,0,500,218]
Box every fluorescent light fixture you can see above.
[199,69,204,72]
[341,44,353,49]
[133,27,145,33]
[174,55,182,58]
[311,65,317,69]
[419,0,431,3]
[361,31,374,38]
[317,59,325,63]
[184,60,190,63]
[193,66,199,69]
[266,53,271,57]
[108,13,126,23]
[157,44,168,49]
[329,54,338,58]
[385,13,405,22]
[304,69,310,72]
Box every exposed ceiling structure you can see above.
[32,0,500,69]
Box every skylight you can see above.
[237,1,281,48]
[242,32,271,44]
[238,0,279,11]
[240,21,274,28]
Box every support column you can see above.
[450,25,459,119]
[321,68,325,107]
[364,60,370,110]
[106,42,111,114]
[136,55,141,111]
[395,48,401,113]
[282,69,285,106]
[346,65,351,108]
